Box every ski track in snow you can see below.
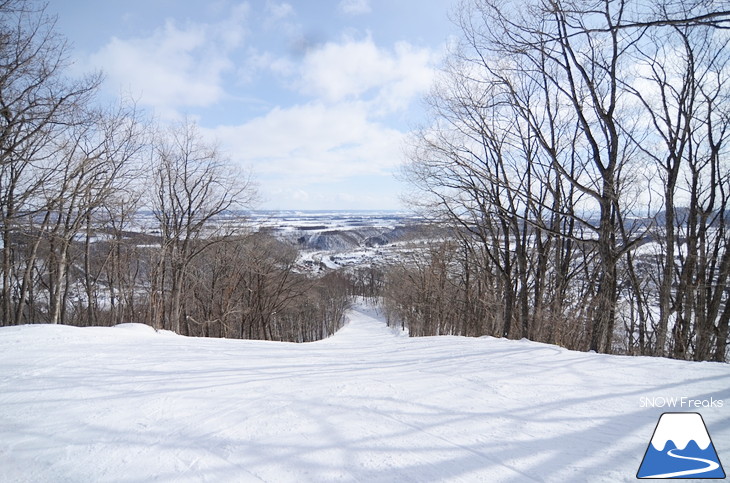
[1,301,729,482]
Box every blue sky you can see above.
[47,1,458,210]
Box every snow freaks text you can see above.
[640,397,724,409]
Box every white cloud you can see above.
[219,3,250,49]
[338,0,371,15]
[88,5,248,117]
[85,3,440,208]
[211,33,440,208]
[210,101,403,183]
[296,35,437,112]
[245,49,297,81]
[207,101,407,209]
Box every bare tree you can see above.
[77,102,147,326]
[0,0,100,325]
[397,0,729,360]
[183,234,349,342]
[403,0,644,352]
[41,101,143,325]
[149,119,256,334]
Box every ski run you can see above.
[1,300,728,482]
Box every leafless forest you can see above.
[383,0,730,362]
[1,0,729,361]
[0,0,349,341]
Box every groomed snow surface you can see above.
[1,300,728,482]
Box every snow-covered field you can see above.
[1,301,728,482]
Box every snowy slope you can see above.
[1,302,728,482]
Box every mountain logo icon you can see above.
[637,412,726,479]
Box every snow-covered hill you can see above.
[1,302,728,482]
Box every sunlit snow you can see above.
[1,301,728,482]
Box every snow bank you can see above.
[1,303,728,482]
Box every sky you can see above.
[46,0,459,210]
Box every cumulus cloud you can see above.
[206,100,408,209]
[85,1,441,208]
[297,35,437,112]
[213,32,440,208]
[88,5,248,117]
[210,101,403,182]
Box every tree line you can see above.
[0,0,348,341]
[385,0,730,362]
[5,0,729,360]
